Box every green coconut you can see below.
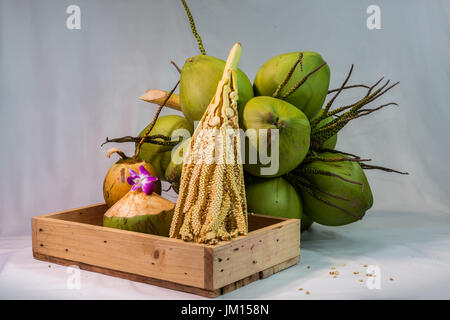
[245,175,303,219]
[243,96,310,177]
[245,175,314,231]
[137,115,193,179]
[179,55,254,125]
[310,110,338,150]
[103,190,175,236]
[300,152,373,226]
[164,137,191,193]
[253,52,330,119]
[300,213,314,231]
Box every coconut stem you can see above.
[134,80,180,158]
[304,156,371,164]
[180,0,206,55]
[170,60,182,74]
[273,52,303,98]
[102,135,182,147]
[312,79,400,142]
[327,84,370,94]
[311,65,354,128]
[106,148,128,160]
[360,163,409,175]
[295,167,364,187]
[281,61,327,100]
[285,174,362,220]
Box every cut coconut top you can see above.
[104,191,175,218]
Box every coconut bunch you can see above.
[100,0,407,240]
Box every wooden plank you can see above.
[259,256,300,279]
[33,252,298,298]
[33,251,220,298]
[40,203,106,226]
[32,217,206,289]
[247,213,288,231]
[209,219,300,289]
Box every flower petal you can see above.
[139,165,150,177]
[142,181,154,195]
[127,176,135,186]
[128,168,139,178]
[146,176,159,182]
[131,183,141,192]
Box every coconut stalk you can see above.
[169,43,248,244]
[309,65,400,150]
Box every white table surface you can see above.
[1,209,450,300]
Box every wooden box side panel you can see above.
[32,217,207,289]
[208,219,300,290]
[41,203,107,225]
[247,214,287,231]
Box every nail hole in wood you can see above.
[40,244,44,247]
[65,248,68,252]
[276,239,279,242]
[218,258,222,262]
[253,260,257,264]
[227,257,230,261]
[220,269,224,272]
[104,240,107,243]
[39,228,43,232]
[184,272,188,275]
[79,212,83,215]
[234,248,239,251]
[151,262,155,265]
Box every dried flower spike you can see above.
[169,43,248,244]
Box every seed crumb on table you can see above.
[306,291,310,295]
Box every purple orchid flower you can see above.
[127,165,158,195]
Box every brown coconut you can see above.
[103,148,161,208]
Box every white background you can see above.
[1,0,449,299]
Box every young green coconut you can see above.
[164,137,191,193]
[103,165,175,236]
[136,115,193,178]
[180,55,254,126]
[103,148,161,208]
[253,51,331,119]
[242,96,311,177]
[245,174,313,231]
[286,152,373,226]
[178,0,253,126]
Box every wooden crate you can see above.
[31,203,300,298]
